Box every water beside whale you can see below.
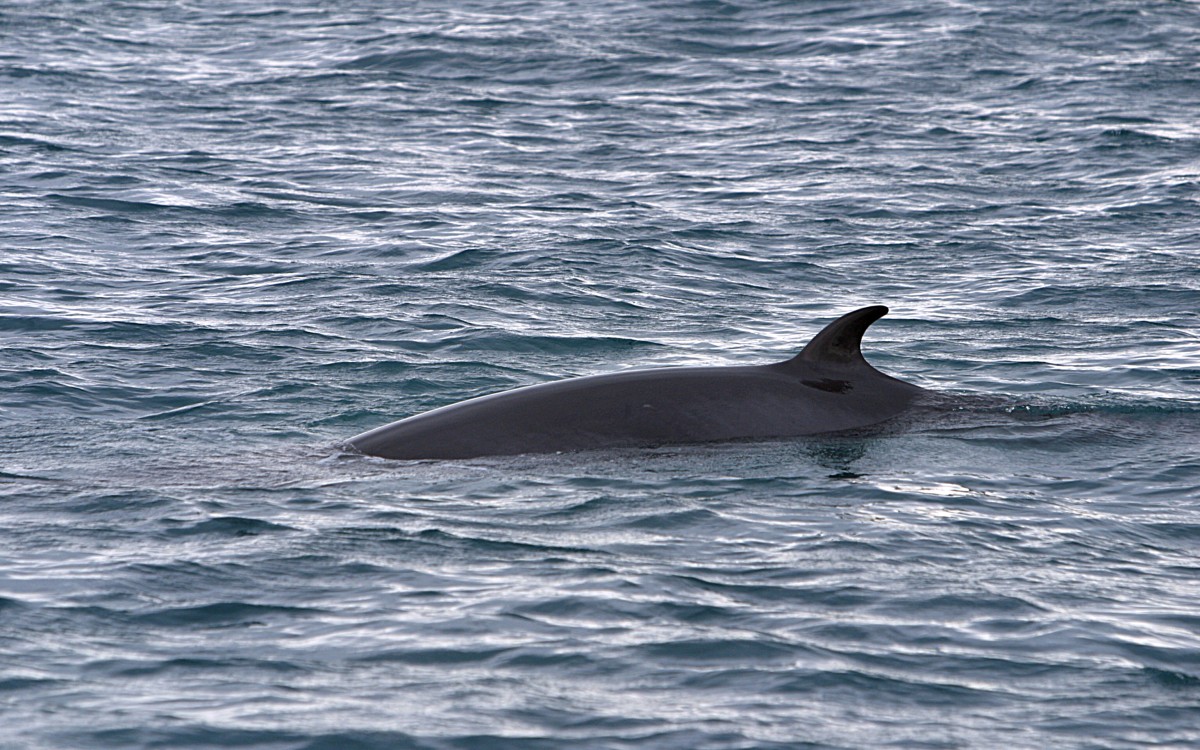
[348,306,925,459]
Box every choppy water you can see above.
[3,1,1199,747]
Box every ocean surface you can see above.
[2,1,1199,747]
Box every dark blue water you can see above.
[3,1,1199,747]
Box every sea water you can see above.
[2,1,1198,747]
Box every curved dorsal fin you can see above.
[780,305,889,370]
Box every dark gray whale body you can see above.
[347,305,925,460]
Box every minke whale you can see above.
[346,305,924,460]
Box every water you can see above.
[2,1,1199,747]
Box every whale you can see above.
[346,305,925,460]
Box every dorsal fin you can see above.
[780,305,889,370]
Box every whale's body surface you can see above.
[347,305,924,460]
